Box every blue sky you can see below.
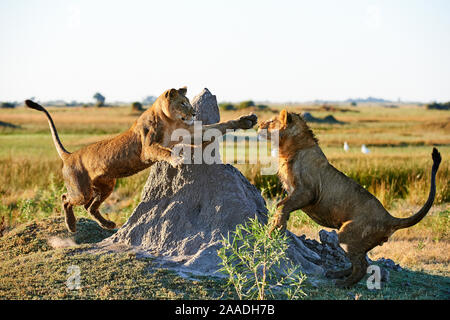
[1,0,449,103]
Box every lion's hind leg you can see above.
[61,187,92,233]
[333,221,373,288]
[61,168,93,232]
[86,178,116,230]
[62,193,77,232]
[334,252,368,288]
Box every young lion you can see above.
[25,87,257,233]
[258,110,442,288]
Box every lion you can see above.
[25,87,257,233]
[258,110,442,288]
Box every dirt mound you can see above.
[98,88,350,277]
[302,112,344,124]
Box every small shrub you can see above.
[426,102,450,110]
[256,104,269,111]
[1,102,16,109]
[218,216,307,300]
[131,102,143,112]
[219,103,236,111]
[236,100,255,110]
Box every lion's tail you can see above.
[24,100,70,160]
[392,148,442,230]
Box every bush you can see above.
[426,102,450,110]
[256,104,269,111]
[218,217,307,300]
[1,102,15,109]
[236,100,255,110]
[219,103,236,111]
[131,102,143,112]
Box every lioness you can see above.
[25,87,257,232]
[258,110,442,288]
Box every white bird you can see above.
[361,144,370,154]
[343,141,349,152]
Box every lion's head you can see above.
[258,110,317,145]
[160,87,196,125]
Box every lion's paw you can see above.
[237,113,258,130]
[170,155,185,168]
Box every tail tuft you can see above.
[432,147,441,171]
[25,100,45,111]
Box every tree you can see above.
[93,92,105,107]
[0,102,15,109]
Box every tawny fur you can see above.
[25,88,257,233]
[258,110,442,288]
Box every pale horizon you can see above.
[1,0,450,104]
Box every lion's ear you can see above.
[165,89,178,99]
[178,86,187,96]
[279,109,291,128]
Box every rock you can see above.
[98,88,325,277]
[191,88,220,124]
[375,257,402,272]
[319,229,340,249]
[105,162,268,274]
[191,88,221,160]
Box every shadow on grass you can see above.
[73,218,117,244]
[304,264,450,300]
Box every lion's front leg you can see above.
[139,126,183,168]
[142,143,183,168]
[204,113,257,134]
[183,114,257,144]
